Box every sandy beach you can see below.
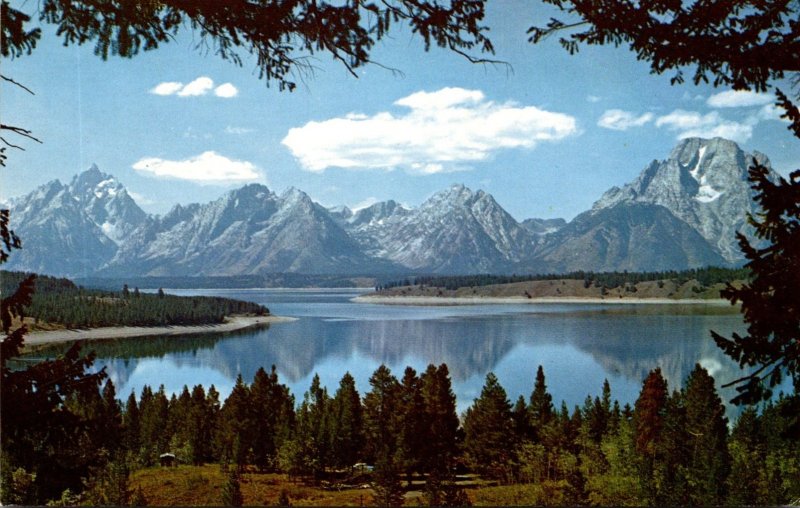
[25,315,297,346]
[353,295,731,306]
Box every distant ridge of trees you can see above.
[377,266,750,291]
[0,271,268,329]
[75,273,380,290]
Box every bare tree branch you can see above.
[0,136,26,151]
[0,124,42,145]
[1,75,35,95]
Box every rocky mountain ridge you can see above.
[5,137,772,278]
[591,137,767,263]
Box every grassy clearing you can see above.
[131,464,375,506]
[130,465,499,506]
[469,481,576,506]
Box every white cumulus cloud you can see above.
[214,83,239,98]
[151,81,184,96]
[178,77,214,97]
[655,110,754,143]
[281,87,578,173]
[597,109,654,131]
[707,90,775,108]
[149,77,236,98]
[132,151,260,183]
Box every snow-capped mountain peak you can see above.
[5,138,772,277]
[591,137,770,263]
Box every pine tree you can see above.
[420,364,459,475]
[395,367,426,482]
[216,375,252,470]
[683,364,730,505]
[726,407,763,505]
[250,367,278,471]
[205,385,222,462]
[363,365,400,463]
[329,372,363,470]
[654,389,689,505]
[529,365,554,442]
[101,379,122,453]
[511,395,532,442]
[463,373,514,480]
[632,368,669,504]
[166,387,189,452]
[138,385,170,465]
[633,368,668,456]
[123,391,141,459]
[711,162,800,405]
[186,385,210,465]
[308,374,331,478]
[293,374,330,482]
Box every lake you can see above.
[29,289,759,419]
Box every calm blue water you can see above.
[54,289,760,419]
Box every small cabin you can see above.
[159,453,177,467]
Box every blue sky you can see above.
[3,1,797,221]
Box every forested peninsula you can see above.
[1,271,277,344]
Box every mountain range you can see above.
[5,137,771,278]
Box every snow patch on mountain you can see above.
[689,146,707,181]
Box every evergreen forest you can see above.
[1,271,269,328]
[2,360,798,505]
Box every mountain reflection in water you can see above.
[27,289,765,419]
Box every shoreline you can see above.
[352,295,733,306]
[24,315,297,346]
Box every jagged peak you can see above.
[281,186,303,198]
[670,137,744,166]
[42,178,65,191]
[447,182,471,195]
[280,186,301,198]
[230,182,272,199]
[70,164,115,190]
[349,199,410,225]
[279,186,314,208]
[19,179,67,206]
[428,183,476,203]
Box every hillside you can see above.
[368,277,740,302]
